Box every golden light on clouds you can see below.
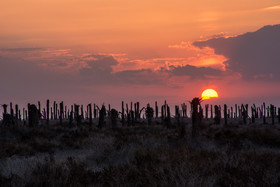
[264,5,280,10]
[168,42,227,70]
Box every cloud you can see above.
[0,48,42,52]
[116,69,165,85]
[199,32,229,40]
[0,47,227,89]
[168,41,227,70]
[79,55,119,84]
[193,24,280,81]
[263,5,280,11]
[0,46,230,106]
[79,54,166,85]
[168,64,223,79]
[81,55,118,74]
[0,54,77,98]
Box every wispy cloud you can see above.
[40,49,72,57]
[263,5,280,11]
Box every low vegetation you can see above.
[1,120,280,186]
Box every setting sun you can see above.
[201,89,219,100]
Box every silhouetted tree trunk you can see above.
[191,98,202,137]
[263,102,266,124]
[146,104,154,126]
[60,102,64,125]
[271,104,275,125]
[122,101,125,126]
[214,105,221,125]
[111,108,118,130]
[224,104,227,125]
[205,104,209,119]
[98,105,106,129]
[28,104,39,127]
[46,100,50,125]
[88,104,93,125]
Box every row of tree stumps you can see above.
[1,100,280,129]
[213,103,280,126]
[190,101,280,134]
[191,99,280,137]
[0,100,188,128]
[1,101,102,127]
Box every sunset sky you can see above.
[1,0,280,109]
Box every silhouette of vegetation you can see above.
[145,104,154,126]
[1,99,280,186]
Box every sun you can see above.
[201,89,218,100]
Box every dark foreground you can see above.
[1,119,280,186]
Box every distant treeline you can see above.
[1,99,279,127]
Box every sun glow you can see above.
[201,89,218,100]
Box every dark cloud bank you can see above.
[80,55,163,85]
[168,65,222,79]
[79,54,222,84]
[194,24,280,81]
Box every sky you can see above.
[1,0,280,111]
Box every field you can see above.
[1,116,280,186]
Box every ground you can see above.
[1,118,280,186]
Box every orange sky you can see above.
[1,0,279,49]
[2,0,279,68]
[1,0,280,108]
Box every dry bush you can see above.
[26,156,93,187]
[0,142,35,158]
[244,127,280,147]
